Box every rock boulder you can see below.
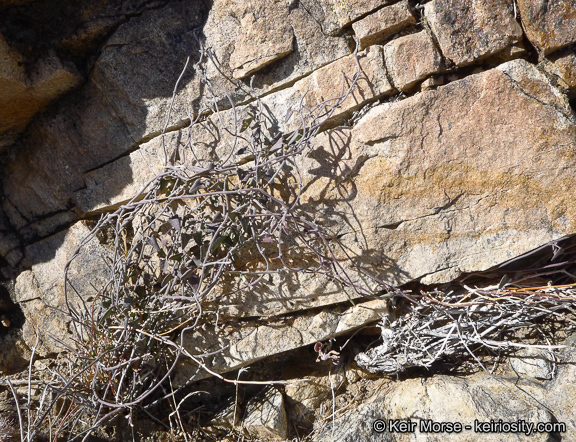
[300,59,576,285]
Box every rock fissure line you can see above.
[500,68,574,121]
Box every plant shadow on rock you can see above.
[298,126,412,286]
[0,22,408,436]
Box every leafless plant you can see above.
[0,414,18,442]
[11,38,401,440]
[357,273,576,374]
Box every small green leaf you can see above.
[169,253,184,262]
[193,231,203,246]
[239,118,253,133]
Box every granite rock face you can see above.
[299,0,394,36]
[0,0,183,152]
[1,1,210,246]
[425,0,523,67]
[510,348,555,380]
[517,0,576,54]
[316,373,552,441]
[383,30,442,91]
[300,60,576,285]
[229,0,294,79]
[2,0,576,437]
[261,44,395,132]
[0,0,352,248]
[14,223,111,356]
[203,0,351,98]
[75,44,394,216]
[352,0,415,50]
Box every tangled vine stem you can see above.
[12,40,402,439]
[356,288,575,374]
[356,239,576,375]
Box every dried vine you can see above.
[356,239,576,375]
[9,39,399,440]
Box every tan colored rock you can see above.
[1,2,207,238]
[174,299,388,381]
[206,270,377,320]
[203,0,350,99]
[298,60,576,285]
[2,0,351,239]
[420,75,445,91]
[74,44,394,218]
[1,83,132,240]
[280,6,351,89]
[517,0,576,54]
[383,30,442,91]
[264,44,394,132]
[316,373,551,441]
[91,3,207,142]
[352,0,416,50]
[425,0,523,67]
[333,0,392,25]
[543,48,576,97]
[74,132,179,214]
[230,1,294,79]
[243,388,288,440]
[484,42,528,65]
[28,52,83,101]
[285,372,346,429]
[510,348,554,380]
[14,222,111,356]
[73,60,576,311]
[300,0,394,35]
[310,44,393,118]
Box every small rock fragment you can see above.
[510,348,554,380]
[352,0,416,50]
[299,0,395,35]
[383,30,442,91]
[425,0,522,67]
[517,0,576,54]
[543,48,576,98]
